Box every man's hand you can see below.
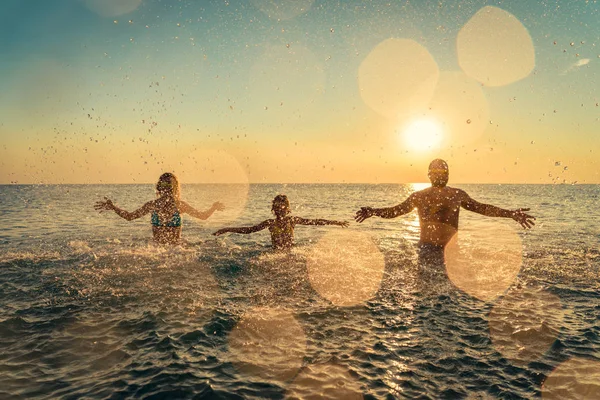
[511,208,536,229]
[94,197,114,213]
[355,207,375,223]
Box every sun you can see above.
[402,118,444,152]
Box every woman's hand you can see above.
[94,197,115,213]
[511,208,536,229]
[212,202,225,212]
[213,229,227,236]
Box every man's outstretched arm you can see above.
[460,193,536,229]
[355,194,416,223]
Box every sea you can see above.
[0,183,598,399]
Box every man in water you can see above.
[355,159,535,250]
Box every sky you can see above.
[0,0,598,184]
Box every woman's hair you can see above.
[271,194,290,216]
[156,172,181,200]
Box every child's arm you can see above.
[293,217,349,227]
[180,201,225,220]
[94,197,154,221]
[213,220,271,236]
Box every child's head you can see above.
[156,172,181,199]
[271,194,290,217]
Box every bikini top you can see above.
[151,211,182,227]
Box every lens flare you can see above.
[402,118,444,152]
[427,71,489,146]
[542,358,600,399]
[247,44,325,115]
[228,307,306,382]
[287,363,363,399]
[444,223,522,301]
[306,231,385,306]
[359,39,439,119]
[457,6,535,86]
[489,288,568,365]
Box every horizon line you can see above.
[0,182,593,186]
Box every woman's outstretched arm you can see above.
[180,201,225,220]
[94,197,154,221]
[213,220,271,236]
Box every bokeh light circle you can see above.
[176,148,249,227]
[444,222,522,301]
[247,44,325,114]
[358,38,439,119]
[306,231,385,306]
[82,0,142,17]
[250,0,314,21]
[427,71,490,146]
[228,307,307,382]
[420,222,458,248]
[489,288,567,366]
[286,363,363,399]
[542,358,600,399]
[457,6,535,86]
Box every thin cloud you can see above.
[562,58,591,75]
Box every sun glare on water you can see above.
[402,119,444,152]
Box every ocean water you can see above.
[0,184,599,399]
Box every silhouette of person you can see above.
[355,159,535,254]
[94,172,225,245]
[213,194,348,250]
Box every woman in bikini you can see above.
[94,172,225,245]
[212,194,348,250]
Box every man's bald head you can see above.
[428,159,449,187]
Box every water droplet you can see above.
[530,140,535,144]
[466,119,472,124]
[570,42,575,46]
[555,161,561,166]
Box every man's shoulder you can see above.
[444,186,469,199]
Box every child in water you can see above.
[212,194,348,250]
[94,172,225,245]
